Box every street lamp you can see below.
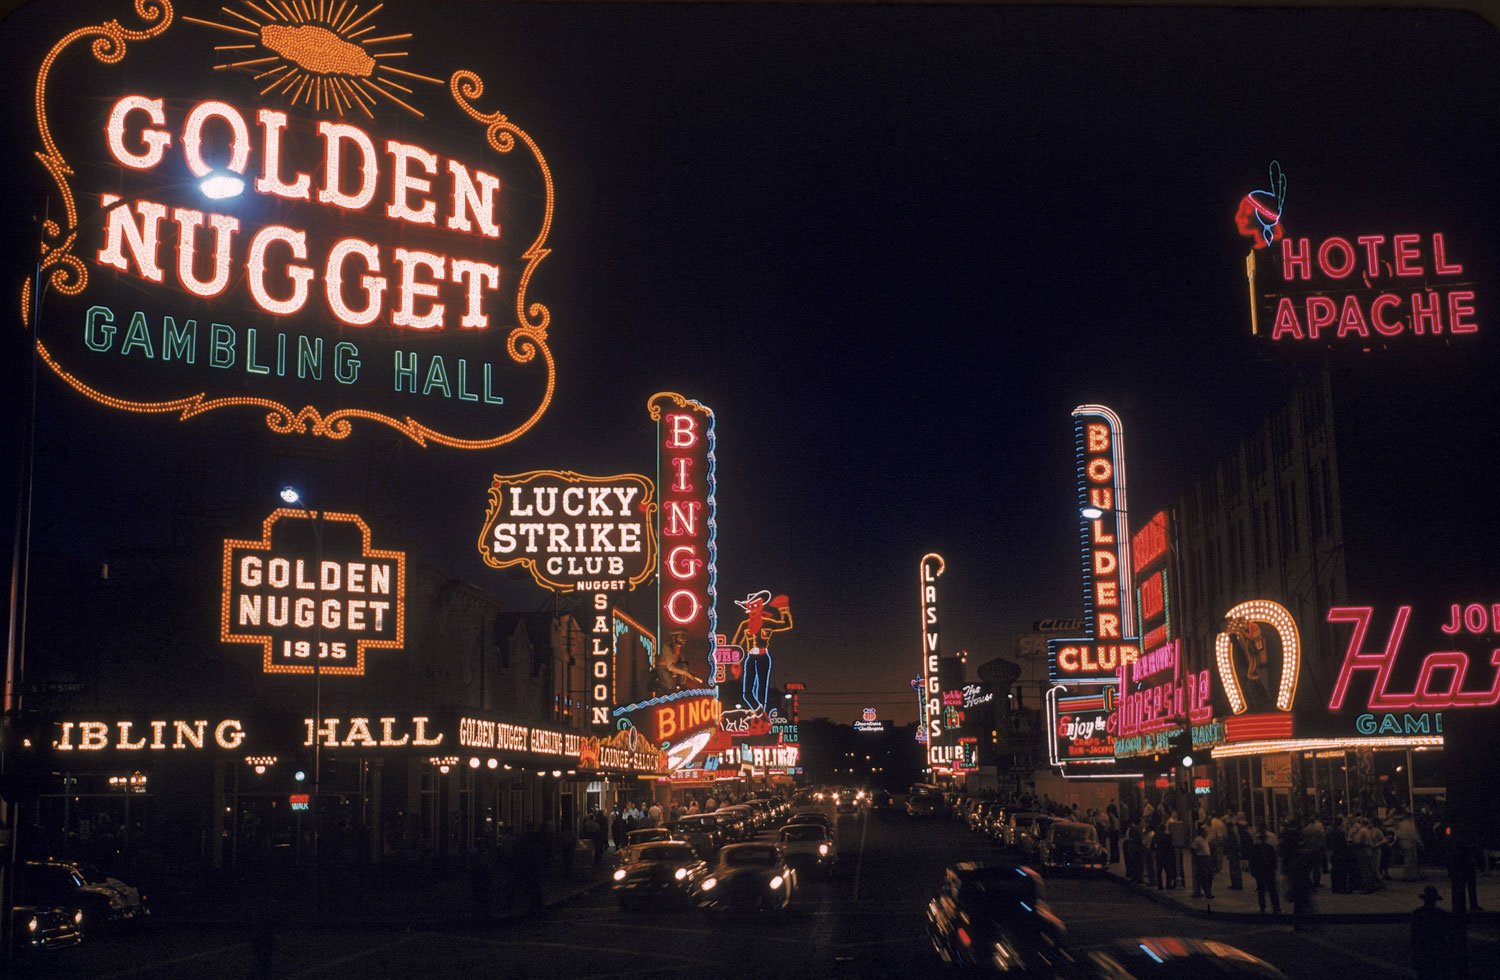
[2,176,245,964]
[278,485,323,915]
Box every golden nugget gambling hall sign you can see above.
[25,0,555,448]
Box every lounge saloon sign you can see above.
[26,0,555,448]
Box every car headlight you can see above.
[819,843,830,856]
[73,910,83,926]
[613,869,627,881]
[27,916,39,933]
[674,867,688,881]
[769,875,784,890]
[701,877,717,891]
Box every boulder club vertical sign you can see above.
[477,471,657,731]
[25,0,556,448]
[648,392,718,702]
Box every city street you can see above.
[20,806,1500,978]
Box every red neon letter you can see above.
[1327,605,1410,711]
[256,109,312,200]
[1271,298,1304,340]
[96,194,166,283]
[1371,294,1404,336]
[1448,291,1477,334]
[182,101,250,178]
[247,225,314,316]
[1410,291,1443,335]
[1306,296,1337,340]
[1281,238,1311,280]
[1318,237,1356,279]
[386,140,439,226]
[666,413,698,449]
[1433,234,1463,275]
[324,238,387,327]
[449,259,500,328]
[318,122,378,211]
[172,207,240,298]
[392,249,446,329]
[447,160,501,238]
[1392,234,1423,277]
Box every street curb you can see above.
[1101,869,1500,925]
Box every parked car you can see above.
[696,842,796,913]
[13,904,83,953]
[1081,938,1290,980]
[19,861,148,934]
[998,811,1046,852]
[1037,820,1107,871]
[778,822,837,877]
[611,842,709,910]
[870,789,894,810]
[927,862,1068,974]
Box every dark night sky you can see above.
[3,1,1498,726]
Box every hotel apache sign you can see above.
[222,508,405,676]
[26,0,556,448]
[1238,166,1479,343]
[477,472,658,593]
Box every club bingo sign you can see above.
[25,0,556,448]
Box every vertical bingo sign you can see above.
[920,553,946,764]
[649,393,719,692]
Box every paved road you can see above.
[18,806,1500,978]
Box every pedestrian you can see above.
[1410,886,1452,980]
[1209,812,1228,875]
[1328,816,1353,893]
[1141,822,1157,886]
[1190,826,1214,900]
[1167,811,1188,889]
[1153,820,1175,889]
[1249,829,1281,915]
[1282,822,1314,930]
[1396,812,1423,882]
[1107,802,1121,865]
[611,806,628,852]
[1124,820,1143,882]
[1305,813,1327,889]
[1225,815,1244,890]
[1446,833,1480,915]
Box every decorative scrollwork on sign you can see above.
[25,0,176,326]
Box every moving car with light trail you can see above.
[927,862,1068,975]
[1081,938,1290,979]
[695,842,796,913]
[13,903,83,953]
[611,842,709,910]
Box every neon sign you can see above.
[1047,405,1138,683]
[1250,231,1478,341]
[649,393,717,690]
[1328,604,1500,711]
[28,1,556,448]
[222,509,405,676]
[729,591,793,715]
[1234,161,1287,250]
[1215,600,1300,714]
[53,719,245,751]
[477,472,657,593]
[919,553,946,757]
[304,715,443,748]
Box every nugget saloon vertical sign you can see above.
[25,0,556,448]
[222,509,406,676]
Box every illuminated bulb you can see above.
[769,875,784,890]
[279,487,302,505]
[552,770,562,778]
[613,869,627,882]
[674,867,687,881]
[487,758,498,769]
[701,877,717,891]
[200,173,245,199]
[254,765,266,775]
[469,757,480,769]
[439,765,451,774]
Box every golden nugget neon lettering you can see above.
[96,94,507,330]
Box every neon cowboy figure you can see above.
[731,590,793,713]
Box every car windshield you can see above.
[780,826,827,842]
[629,830,670,844]
[721,848,777,867]
[637,844,696,863]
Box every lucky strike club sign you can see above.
[477,472,657,593]
[222,508,405,676]
[27,1,555,448]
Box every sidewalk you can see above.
[1102,857,1500,923]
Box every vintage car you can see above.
[13,904,84,953]
[695,842,797,913]
[617,828,688,865]
[666,814,724,857]
[927,862,1068,975]
[1037,820,1107,871]
[611,841,710,910]
[777,822,836,877]
[19,861,148,934]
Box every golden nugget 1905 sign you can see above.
[26,0,555,448]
